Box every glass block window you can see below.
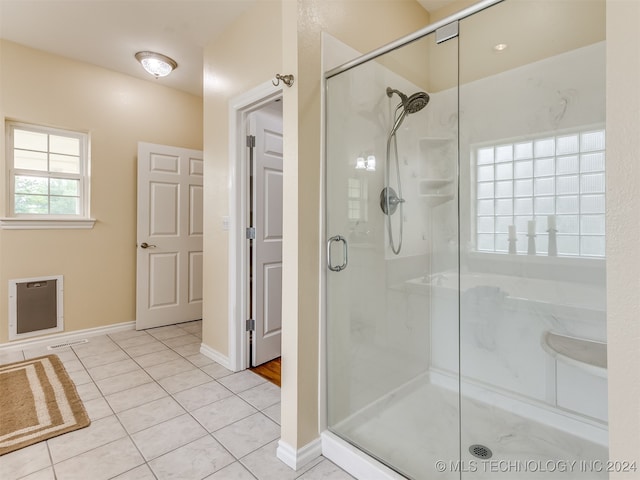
[7,122,90,217]
[475,128,605,257]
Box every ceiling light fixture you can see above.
[135,51,177,78]
[493,43,508,52]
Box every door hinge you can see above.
[246,135,256,148]
[435,21,459,44]
[246,227,256,240]
[246,318,256,331]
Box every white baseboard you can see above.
[0,321,135,352]
[199,343,233,370]
[277,438,322,471]
[321,431,404,480]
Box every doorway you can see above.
[228,81,283,374]
[246,104,283,369]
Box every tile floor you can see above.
[0,321,354,480]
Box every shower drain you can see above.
[469,444,493,459]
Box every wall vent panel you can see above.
[9,275,63,341]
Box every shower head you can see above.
[386,87,409,106]
[405,91,430,114]
[386,87,430,114]
[386,87,430,136]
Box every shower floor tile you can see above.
[336,378,608,480]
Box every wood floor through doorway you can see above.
[250,357,281,387]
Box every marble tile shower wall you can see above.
[391,41,609,428]
[0,322,353,480]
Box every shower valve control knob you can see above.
[380,187,405,215]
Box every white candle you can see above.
[528,220,536,236]
[508,224,516,241]
[547,214,556,230]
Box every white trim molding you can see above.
[227,80,283,372]
[276,438,322,471]
[199,343,233,370]
[0,217,96,229]
[0,320,134,352]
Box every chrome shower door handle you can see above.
[327,235,348,272]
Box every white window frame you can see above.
[472,125,605,259]
[2,121,95,229]
[347,176,369,224]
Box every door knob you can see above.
[140,242,157,249]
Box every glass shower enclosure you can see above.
[324,1,607,478]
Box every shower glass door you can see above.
[325,29,460,479]
[458,1,608,477]
[326,1,608,479]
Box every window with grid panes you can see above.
[347,177,368,223]
[6,122,90,218]
[475,128,605,257]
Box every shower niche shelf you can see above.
[418,178,454,206]
[419,178,452,189]
[419,136,455,181]
[419,136,453,147]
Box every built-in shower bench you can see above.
[542,331,607,377]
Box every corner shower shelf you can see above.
[418,178,453,189]
[418,137,455,186]
[419,136,454,147]
[419,194,455,207]
[418,178,454,206]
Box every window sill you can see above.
[468,251,605,265]
[0,217,96,230]
[466,250,605,284]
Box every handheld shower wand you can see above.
[381,87,430,255]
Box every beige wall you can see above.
[606,1,640,475]
[0,40,203,344]
[201,0,283,356]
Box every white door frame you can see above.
[228,81,283,371]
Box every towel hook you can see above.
[273,73,294,87]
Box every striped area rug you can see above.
[0,354,90,456]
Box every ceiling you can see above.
[0,0,257,97]
[0,0,455,97]
[418,0,458,12]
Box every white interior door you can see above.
[136,142,204,330]
[251,108,283,366]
